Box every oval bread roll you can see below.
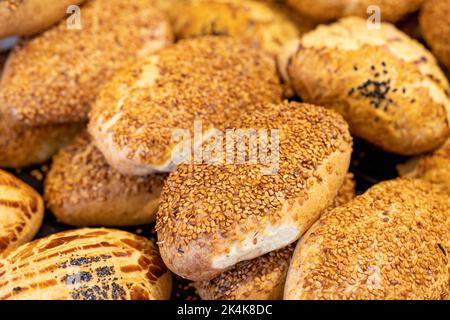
[89,36,283,176]
[0,228,172,300]
[45,133,168,227]
[0,170,44,254]
[195,173,356,300]
[0,114,82,168]
[0,0,85,38]
[156,101,353,281]
[398,139,450,195]
[165,0,301,56]
[0,0,173,126]
[279,17,450,155]
[285,178,450,300]
[287,0,423,22]
[420,0,450,71]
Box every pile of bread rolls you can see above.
[0,0,448,300]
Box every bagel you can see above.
[420,0,450,71]
[0,0,85,38]
[88,36,283,176]
[279,17,450,155]
[0,0,173,126]
[162,0,303,56]
[195,173,356,300]
[45,133,168,227]
[0,114,82,168]
[287,0,423,22]
[285,178,449,300]
[156,101,352,281]
[0,228,172,300]
[0,170,44,255]
[398,139,450,196]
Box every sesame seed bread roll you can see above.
[0,114,82,168]
[195,174,356,300]
[0,170,44,255]
[0,0,173,126]
[420,0,450,71]
[89,36,283,176]
[164,0,302,56]
[44,133,168,227]
[398,139,450,196]
[0,0,86,38]
[285,178,450,300]
[0,228,172,300]
[279,17,450,155]
[156,101,353,281]
[287,0,423,22]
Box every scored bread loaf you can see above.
[45,133,168,227]
[279,17,450,155]
[0,170,44,255]
[156,101,352,281]
[0,0,85,37]
[89,36,283,176]
[287,0,423,22]
[195,174,356,300]
[0,0,173,126]
[285,178,450,300]
[0,228,172,300]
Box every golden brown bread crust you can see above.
[0,228,172,300]
[0,170,44,255]
[44,133,168,227]
[399,139,450,196]
[0,0,85,38]
[89,36,283,176]
[281,17,450,155]
[0,115,82,168]
[287,0,423,22]
[195,173,356,300]
[0,0,173,126]
[164,0,301,56]
[156,102,353,281]
[285,178,450,300]
[420,0,450,71]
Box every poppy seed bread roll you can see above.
[420,0,450,71]
[0,0,173,126]
[0,228,172,300]
[287,0,423,22]
[89,36,283,176]
[285,178,450,300]
[45,133,168,227]
[279,17,450,155]
[398,139,450,196]
[156,101,353,281]
[195,173,356,300]
[0,0,85,38]
[0,170,44,255]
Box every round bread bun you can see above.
[88,36,283,176]
[0,0,85,38]
[398,139,450,196]
[163,0,303,56]
[285,178,450,300]
[0,0,173,126]
[287,0,423,22]
[0,170,44,255]
[44,133,168,227]
[420,0,450,71]
[279,17,450,155]
[0,228,172,300]
[195,173,356,300]
[156,101,353,281]
[0,114,82,168]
